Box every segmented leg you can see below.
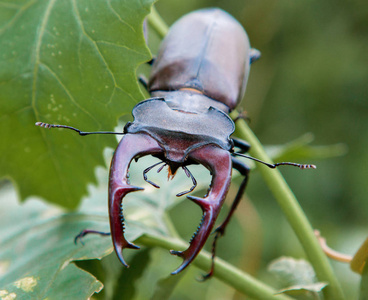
[143,161,166,188]
[232,138,251,154]
[157,163,166,173]
[74,230,110,245]
[138,75,149,92]
[147,58,155,65]
[201,158,250,280]
[250,48,261,64]
[170,145,232,274]
[109,133,163,267]
[176,166,197,197]
[232,110,250,123]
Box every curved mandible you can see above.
[170,145,232,274]
[109,133,163,267]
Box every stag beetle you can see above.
[36,8,315,278]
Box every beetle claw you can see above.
[198,272,213,281]
[109,133,163,267]
[170,145,232,274]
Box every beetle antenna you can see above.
[35,122,124,136]
[232,152,316,170]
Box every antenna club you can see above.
[35,122,52,128]
[300,164,317,169]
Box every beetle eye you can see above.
[123,122,132,133]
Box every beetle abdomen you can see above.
[148,8,251,110]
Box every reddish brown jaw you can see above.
[170,145,232,274]
[109,133,163,267]
[109,134,232,274]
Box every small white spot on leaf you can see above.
[0,290,17,300]
[13,276,38,292]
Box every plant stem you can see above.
[233,116,345,300]
[162,211,181,239]
[147,6,169,37]
[138,234,293,300]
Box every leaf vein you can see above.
[71,0,139,104]
[31,0,72,204]
[39,62,100,125]
[106,0,136,33]
[71,0,119,90]
[96,40,146,57]
[0,0,37,35]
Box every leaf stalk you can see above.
[232,116,345,300]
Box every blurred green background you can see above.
[1,0,365,298]
[151,0,367,298]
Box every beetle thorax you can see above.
[126,96,235,164]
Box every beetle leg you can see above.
[147,57,155,65]
[143,161,166,188]
[138,75,149,92]
[109,133,163,267]
[157,163,167,173]
[232,138,251,153]
[74,230,111,245]
[250,48,261,64]
[176,166,197,197]
[201,158,250,280]
[170,145,232,274]
[232,110,251,123]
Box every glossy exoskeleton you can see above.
[36,8,315,277]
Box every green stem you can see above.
[147,6,169,37]
[233,116,345,300]
[162,211,181,239]
[138,234,293,300]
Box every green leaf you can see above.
[0,155,210,299]
[132,248,186,300]
[150,272,184,300]
[266,133,348,162]
[0,184,108,299]
[268,256,327,299]
[269,256,317,286]
[0,0,155,209]
[351,238,368,274]
[360,259,368,300]
[276,283,328,298]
